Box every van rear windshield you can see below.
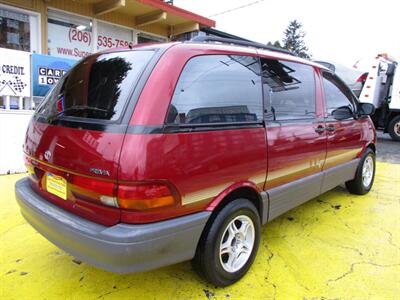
[36,50,154,121]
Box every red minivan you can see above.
[15,37,376,286]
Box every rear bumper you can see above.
[15,177,211,273]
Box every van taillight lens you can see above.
[72,175,115,196]
[71,175,118,207]
[71,176,179,210]
[357,73,368,83]
[117,183,177,210]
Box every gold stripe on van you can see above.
[324,148,362,169]
[182,183,232,205]
[181,173,267,205]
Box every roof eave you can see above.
[136,0,216,27]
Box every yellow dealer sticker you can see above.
[46,173,67,200]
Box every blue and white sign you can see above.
[31,54,76,97]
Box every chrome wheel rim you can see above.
[219,215,255,273]
[362,156,374,188]
[394,121,400,137]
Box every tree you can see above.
[267,40,283,49]
[273,40,283,49]
[282,20,311,59]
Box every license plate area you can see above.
[46,173,67,200]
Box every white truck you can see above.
[357,54,400,141]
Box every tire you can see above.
[192,199,261,287]
[388,115,400,141]
[345,148,376,195]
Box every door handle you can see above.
[314,125,325,134]
[326,125,336,132]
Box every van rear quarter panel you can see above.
[118,129,267,218]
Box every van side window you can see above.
[322,72,356,114]
[166,55,263,125]
[261,59,316,121]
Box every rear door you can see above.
[261,58,327,220]
[24,50,156,225]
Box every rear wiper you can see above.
[46,105,108,123]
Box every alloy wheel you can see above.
[219,215,255,273]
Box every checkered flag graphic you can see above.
[11,76,27,93]
[0,76,27,95]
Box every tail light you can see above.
[23,154,180,212]
[24,155,43,184]
[357,73,368,83]
[117,182,178,210]
[71,175,115,196]
[56,97,64,112]
[71,175,118,207]
[71,175,179,210]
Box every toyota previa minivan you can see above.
[15,37,376,286]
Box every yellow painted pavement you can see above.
[1,162,399,299]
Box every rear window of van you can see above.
[36,50,154,121]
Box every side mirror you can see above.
[358,102,375,116]
[332,106,354,120]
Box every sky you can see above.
[174,0,400,68]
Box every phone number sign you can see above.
[69,27,92,47]
[48,20,137,60]
[97,35,134,49]
[97,21,136,51]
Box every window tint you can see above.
[36,50,154,121]
[166,55,263,125]
[261,59,316,121]
[322,72,355,114]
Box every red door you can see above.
[319,71,367,192]
[321,71,364,170]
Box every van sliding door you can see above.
[261,58,327,220]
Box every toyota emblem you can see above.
[44,150,52,161]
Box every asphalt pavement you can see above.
[376,131,400,164]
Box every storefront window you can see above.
[0,8,30,51]
[48,10,93,60]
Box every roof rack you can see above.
[190,36,294,56]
